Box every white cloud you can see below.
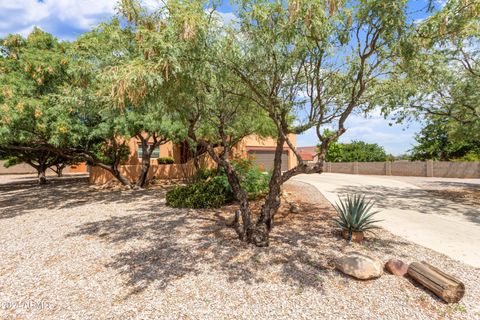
[0,0,163,40]
[215,11,237,26]
[0,0,117,39]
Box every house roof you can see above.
[297,146,317,154]
[297,146,317,161]
[299,152,314,161]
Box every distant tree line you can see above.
[319,139,389,163]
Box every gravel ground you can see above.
[0,175,479,319]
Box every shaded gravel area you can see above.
[378,175,480,208]
[0,175,479,319]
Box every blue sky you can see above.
[0,0,437,155]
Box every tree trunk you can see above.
[136,144,152,188]
[223,164,253,240]
[55,163,66,177]
[251,135,286,247]
[136,159,150,187]
[112,168,132,187]
[136,137,160,188]
[109,140,132,188]
[38,167,47,185]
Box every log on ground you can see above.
[407,261,465,303]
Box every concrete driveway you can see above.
[293,173,480,267]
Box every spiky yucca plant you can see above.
[333,194,381,239]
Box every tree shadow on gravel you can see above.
[0,175,165,220]
[64,181,369,297]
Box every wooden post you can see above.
[407,261,465,303]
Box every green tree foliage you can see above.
[410,118,480,161]
[380,0,479,144]
[115,0,411,246]
[0,0,417,246]
[323,140,388,162]
[0,28,77,183]
[166,158,270,208]
[60,19,186,187]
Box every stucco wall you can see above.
[0,162,37,174]
[0,161,88,175]
[357,162,387,175]
[433,161,480,178]
[89,163,196,184]
[89,153,216,184]
[90,134,299,184]
[330,162,355,174]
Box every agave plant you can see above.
[333,194,382,240]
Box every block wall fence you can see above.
[0,161,87,175]
[323,161,480,179]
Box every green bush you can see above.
[194,168,217,181]
[157,157,175,164]
[166,158,270,209]
[166,177,233,208]
[231,158,270,199]
[201,158,270,199]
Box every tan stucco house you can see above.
[89,134,297,184]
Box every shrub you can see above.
[157,157,175,164]
[166,158,270,209]
[333,194,381,236]
[214,158,271,200]
[195,168,217,181]
[166,177,233,209]
[233,159,270,199]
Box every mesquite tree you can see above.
[72,13,187,187]
[59,19,186,188]
[219,0,411,245]
[380,0,479,142]
[0,26,135,185]
[115,0,411,246]
[0,29,73,184]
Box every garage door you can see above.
[247,150,289,172]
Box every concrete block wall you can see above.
[325,161,480,179]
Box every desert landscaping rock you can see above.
[0,175,479,319]
[289,203,300,213]
[386,258,409,276]
[335,251,384,280]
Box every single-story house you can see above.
[89,134,297,184]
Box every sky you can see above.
[0,0,435,155]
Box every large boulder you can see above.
[335,252,383,280]
[385,258,409,276]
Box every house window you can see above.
[138,144,160,159]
